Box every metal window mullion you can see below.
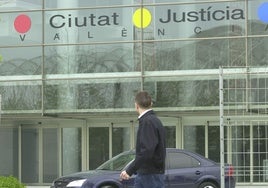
[39,127,43,184]
[58,127,62,177]
[86,121,90,170]
[18,125,22,182]
[176,118,182,149]
[81,121,87,171]
[109,123,113,159]
[140,3,144,91]
[205,121,208,158]
[41,0,45,116]
[245,0,249,113]
[130,120,135,149]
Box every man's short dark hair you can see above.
[135,91,152,109]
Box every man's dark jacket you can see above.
[126,110,166,176]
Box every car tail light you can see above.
[226,165,234,177]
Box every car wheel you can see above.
[198,182,218,188]
[99,185,117,188]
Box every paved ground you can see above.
[236,186,268,188]
[27,185,268,188]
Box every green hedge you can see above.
[0,176,25,188]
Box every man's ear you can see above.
[135,102,139,112]
[135,102,138,109]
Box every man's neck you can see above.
[138,109,152,119]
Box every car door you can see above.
[166,151,203,188]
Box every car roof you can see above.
[125,148,214,161]
[118,148,216,165]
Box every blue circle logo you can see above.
[258,3,268,23]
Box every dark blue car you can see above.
[51,148,235,188]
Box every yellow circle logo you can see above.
[132,8,152,29]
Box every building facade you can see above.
[0,0,268,186]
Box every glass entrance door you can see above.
[88,116,179,169]
[0,116,179,184]
[20,119,85,184]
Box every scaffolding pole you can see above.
[219,67,225,188]
[0,94,1,126]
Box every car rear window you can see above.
[167,152,201,169]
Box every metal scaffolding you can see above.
[220,66,268,186]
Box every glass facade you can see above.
[0,0,268,186]
[1,0,267,112]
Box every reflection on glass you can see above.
[0,0,42,11]
[144,80,219,108]
[112,127,130,156]
[43,128,59,183]
[97,152,135,171]
[248,38,268,67]
[154,0,222,3]
[22,128,39,183]
[89,127,109,170]
[45,0,133,8]
[44,82,139,110]
[0,85,42,111]
[143,39,245,71]
[44,44,135,74]
[184,126,205,156]
[208,126,220,162]
[0,128,18,177]
[0,47,42,75]
[165,126,176,148]
[62,128,81,175]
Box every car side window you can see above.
[167,152,201,169]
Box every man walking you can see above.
[120,91,166,188]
